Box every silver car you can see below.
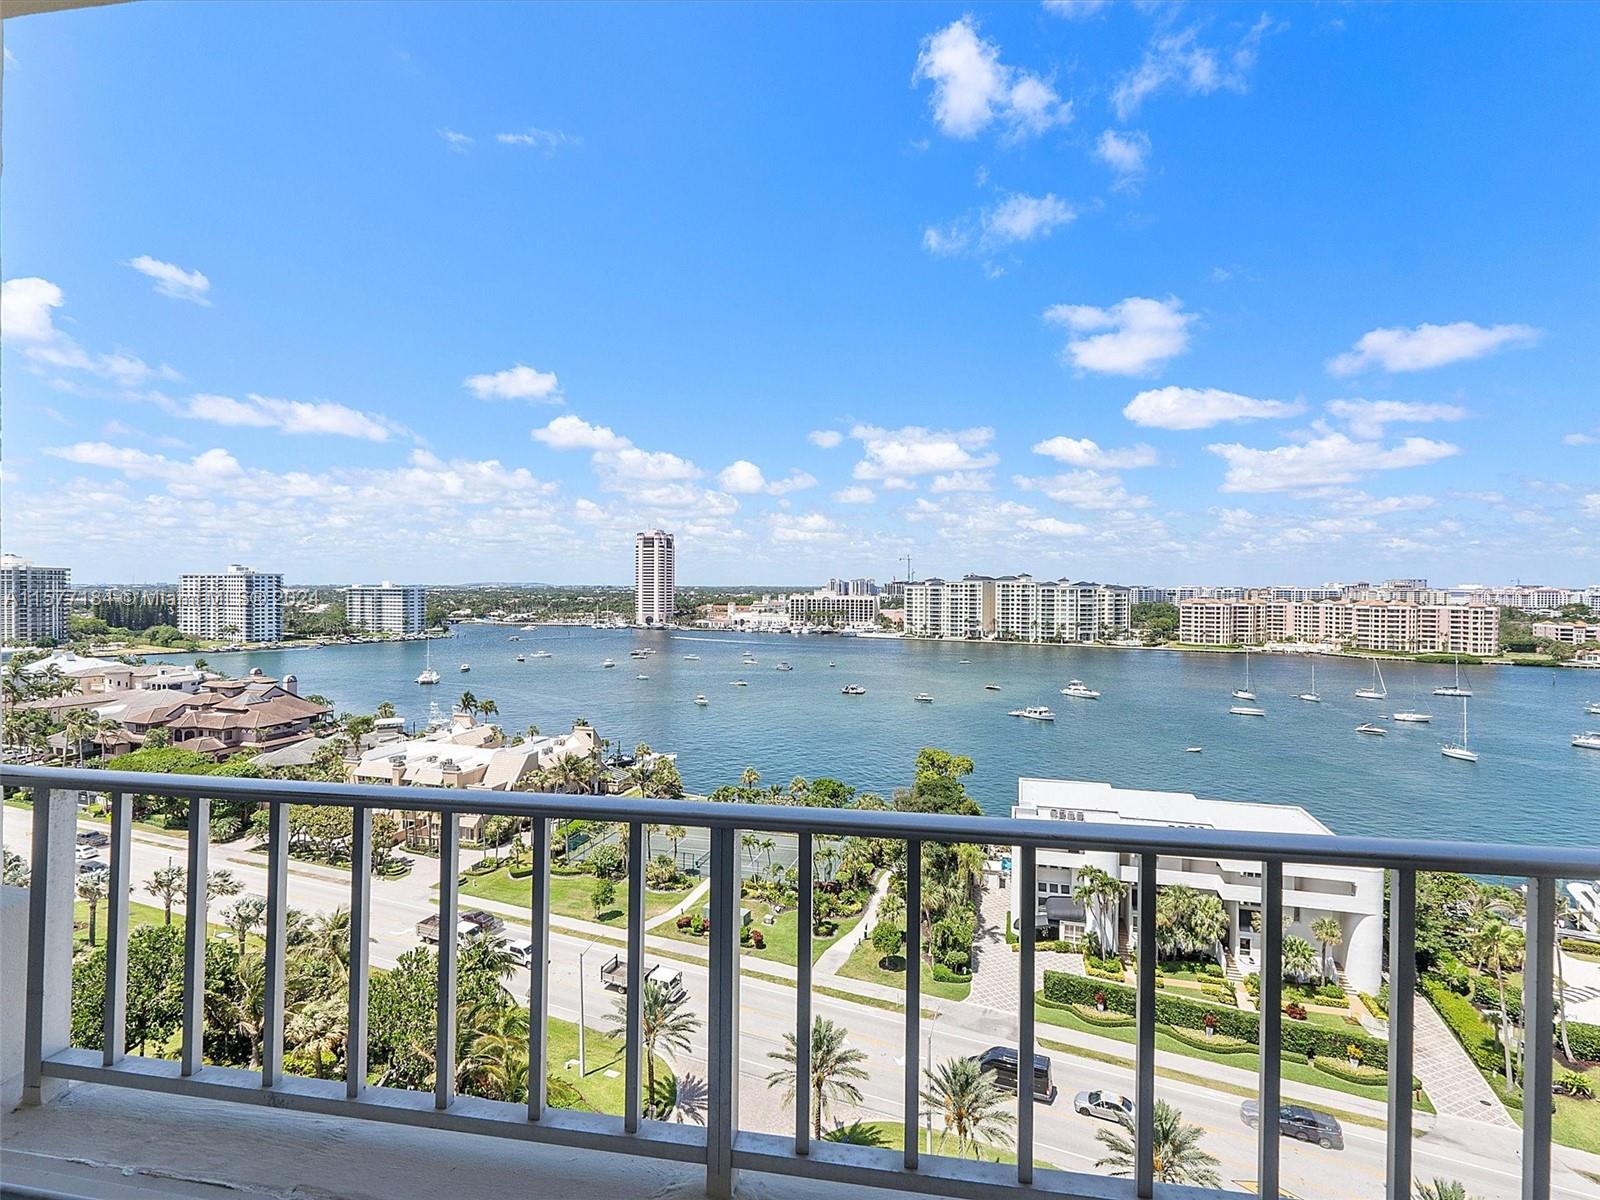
[1073,1089,1134,1123]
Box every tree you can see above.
[286,995,347,1079]
[145,864,186,925]
[375,701,397,719]
[766,1016,869,1141]
[871,921,903,967]
[919,1055,1016,1160]
[1073,865,1127,958]
[478,697,499,720]
[591,879,616,920]
[62,707,98,765]
[3,847,30,888]
[1281,934,1318,983]
[607,978,700,1117]
[77,871,109,947]
[1094,1099,1220,1187]
[665,825,687,863]
[1470,916,1524,1086]
[458,691,478,718]
[1311,916,1344,983]
[1414,1180,1477,1200]
[1153,886,1229,960]
[739,766,761,789]
[225,896,267,953]
[207,867,244,905]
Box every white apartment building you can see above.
[787,581,881,627]
[907,575,1131,642]
[1128,586,1169,605]
[1533,621,1600,645]
[634,530,675,627]
[178,565,283,642]
[1469,585,1579,612]
[1009,779,1384,992]
[0,555,70,645]
[344,582,427,634]
[1179,597,1499,656]
[904,576,996,639]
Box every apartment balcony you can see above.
[4,764,1598,1200]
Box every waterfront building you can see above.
[0,555,70,645]
[1128,586,1169,605]
[178,564,283,642]
[344,581,427,634]
[634,530,675,627]
[1008,778,1384,992]
[787,581,881,627]
[1533,620,1600,645]
[904,576,995,639]
[1467,584,1580,612]
[907,574,1131,642]
[1179,597,1498,656]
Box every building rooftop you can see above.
[1015,777,1334,837]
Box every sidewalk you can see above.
[813,869,891,979]
[1411,987,1517,1127]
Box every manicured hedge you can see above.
[1422,975,1504,1074]
[1310,1055,1387,1085]
[1164,1024,1254,1056]
[1041,969,1387,1063]
[1566,1020,1600,1062]
[1561,938,1600,960]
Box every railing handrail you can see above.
[4,762,1597,876]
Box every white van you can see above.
[504,935,535,968]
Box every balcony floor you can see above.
[2,1082,906,1200]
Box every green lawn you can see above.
[836,938,971,1003]
[72,898,246,950]
[830,1120,1047,1167]
[657,899,867,968]
[544,1015,673,1117]
[456,864,685,926]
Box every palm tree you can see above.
[1073,865,1127,957]
[766,1016,870,1141]
[607,979,700,1117]
[62,707,96,765]
[1311,916,1344,983]
[919,1056,1016,1160]
[286,996,346,1079]
[457,691,479,719]
[96,716,124,754]
[950,842,987,902]
[665,825,687,865]
[741,832,762,872]
[1094,1099,1220,1187]
[464,1006,530,1102]
[225,896,267,953]
[76,872,108,946]
[478,697,499,720]
[145,864,186,925]
[207,867,244,905]
[375,701,397,719]
[738,766,761,789]
[1470,916,1524,1086]
[1414,1179,1476,1200]
[1281,934,1318,983]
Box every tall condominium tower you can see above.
[179,564,284,642]
[0,555,70,645]
[634,530,675,627]
[344,581,427,634]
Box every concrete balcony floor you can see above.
[2,1083,899,1200]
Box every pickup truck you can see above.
[416,908,506,945]
[598,953,685,1001]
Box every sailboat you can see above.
[1355,660,1387,700]
[415,639,440,685]
[1297,661,1321,703]
[1232,651,1257,701]
[1433,655,1473,697]
[1441,696,1479,762]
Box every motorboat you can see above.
[1297,662,1321,703]
[602,659,616,668]
[1060,680,1100,700]
[914,693,934,703]
[958,659,972,665]
[984,683,1002,691]
[515,654,525,663]
[459,663,471,673]
[840,684,866,695]
[1434,656,1472,697]
[1009,706,1056,721]
[827,661,837,667]
[1233,651,1257,701]
[531,650,552,659]
[1391,711,1432,724]
[1355,660,1387,700]
[1586,702,1600,716]
[1573,731,1600,750]
[1356,723,1386,736]
[682,654,700,660]
[635,674,649,680]
[1184,746,1203,753]
[693,695,709,706]
[508,635,520,642]
[774,662,793,671]
[732,679,749,687]
[1441,696,1478,763]
[1229,705,1266,717]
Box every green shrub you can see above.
[1422,975,1503,1074]
[1566,1020,1600,1062]
[1561,938,1600,960]
[1472,975,1522,1023]
[1310,1055,1388,1085]
[1315,982,1348,1002]
[1359,992,1386,1019]
[931,962,969,983]
[1165,1024,1253,1055]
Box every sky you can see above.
[2,1,1596,587]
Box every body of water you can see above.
[192,625,1600,848]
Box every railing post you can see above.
[346,806,372,1099]
[436,810,459,1110]
[261,800,288,1087]
[794,831,813,1155]
[706,825,741,1199]
[22,785,74,1106]
[1522,876,1556,1200]
[180,795,210,1077]
[903,838,921,1172]
[1257,860,1283,1200]
[102,790,131,1065]
[1135,852,1158,1199]
[1017,844,1036,1185]
[1385,867,1416,1200]
[624,819,645,1132]
[528,816,551,1122]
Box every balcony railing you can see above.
[8,763,1599,1200]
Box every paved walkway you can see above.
[813,869,891,979]
[645,879,708,930]
[1412,988,1517,1126]
[967,873,1078,1014]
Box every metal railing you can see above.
[9,763,1599,1200]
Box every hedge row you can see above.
[1041,969,1388,1064]
[1421,975,1504,1075]
[1561,939,1600,961]
[1164,1024,1254,1056]
[1309,1055,1387,1085]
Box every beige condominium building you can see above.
[634,530,675,627]
[1179,596,1499,656]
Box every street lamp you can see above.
[576,939,596,1077]
[924,1010,939,1152]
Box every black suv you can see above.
[1240,1100,1344,1150]
[972,1046,1056,1103]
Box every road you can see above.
[4,804,1588,1200]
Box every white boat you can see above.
[635,674,649,680]
[1185,746,1204,753]
[515,654,525,663]
[531,650,552,659]
[1441,696,1478,762]
[1391,711,1432,724]
[958,659,972,665]
[602,659,616,668]
[459,663,471,673]
[1229,705,1266,717]
[774,662,793,671]
[1434,656,1473,697]
[841,684,866,695]
[1232,652,1256,701]
[508,635,520,642]
[682,654,700,661]
[827,661,837,668]
[1060,679,1100,700]
[1356,723,1386,736]
[914,693,934,703]
[1587,702,1600,716]
[732,679,749,687]
[416,641,440,685]
[1355,660,1387,700]
[693,695,709,706]
[1009,705,1056,721]
[1297,662,1321,703]
[1573,731,1600,750]
[984,683,1001,691]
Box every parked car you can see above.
[504,935,536,967]
[76,830,109,848]
[972,1046,1056,1103]
[416,908,506,945]
[75,844,101,862]
[76,859,109,876]
[598,953,685,1001]
[1240,1100,1344,1150]
[1073,1090,1134,1123]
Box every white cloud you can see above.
[1016,470,1151,510]
[1207,432,1461,493]
[605,446,701,484]
[1021,516,1090,538]
[1,276,63,343]
[833,486,876,504]
[1564,431,1597,447]
[531,415,629,452]
[1123,386,1304,430]
[1044,296,1194,376]
[770,512,843,544]
[1583,494,1600,518]
[808,429,844,449]
[912,17,1072,143]
[1112,17,1274,119]
[439,128,475,151]
[1094,129,1151,188]
[2,276,181,385]
[850,424,998,483]
[48,442,244,484]
[1031,436,1158,469]
[1326,399,1467,440]
[464,363,563,403]
[495,127,580,150]
[126,256,211,306]
[531,414,710,499]
[930,471,993,493]
[1327,321,1541,375]
[718,460,767,494]
[1043,0,1110,18]
[767,470,818,496]
[922,224,969,256]
[157,392,410,442]
[982,193,1076,245]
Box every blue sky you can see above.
[3,1,1596,586]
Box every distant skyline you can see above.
[2,2,1596,585]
